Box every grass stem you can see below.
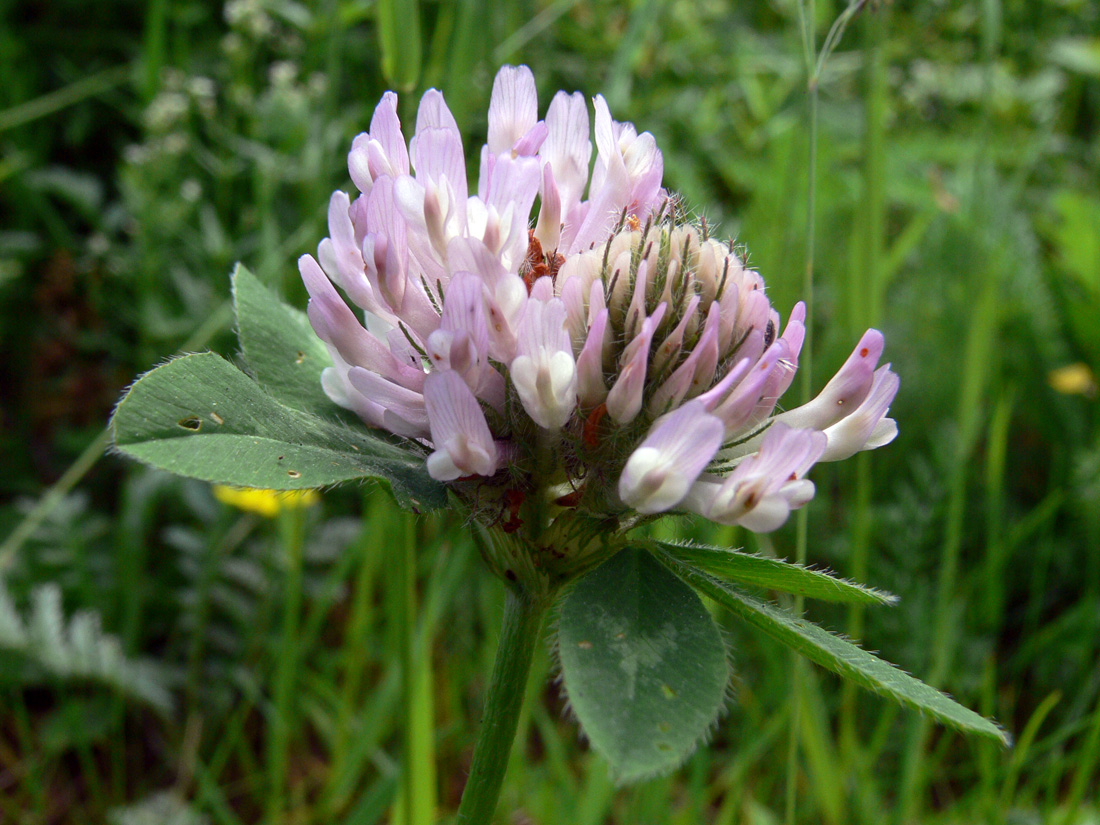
[399,513,436,825]
[787,1,818,820]
[265,506,307,823]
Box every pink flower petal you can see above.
[488,65,539,156]
[619,401,725,514]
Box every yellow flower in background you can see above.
[212,485,320,518]
[1048,363,1098,398]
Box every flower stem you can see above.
[456,586,548,824]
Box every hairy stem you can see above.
[456,585,549,824]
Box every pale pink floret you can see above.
[479,66,545,205]
[510,294,578,430]
[348,91,409,194]
[426,272,504,410]
[606,303,667,424]
[299,254,423,391]
[775,329,884,432]
[771,302,807,400]
[446,237,527,363]
[619,401,726,514]
[562,95,664,254]
[471,153,542,272]
[534,162,562,251]
[487,65,540,156]
[318,191,384,317]
[590,96,663,222]
[363,176,439,334]
[819,364,899,461]
[576,307,610,408]
[347,367,429,439]
[686,424,827,533]
[710,341,787,435]
[402,126,468,257]
[423,370,498,481]
[651,294,700,378]
[413,88,459,133]
[539,91,591,228]
[675,301,724,403]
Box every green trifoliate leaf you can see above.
[558,547,730,783]
[111,352,445,511]
[661,555,1011,746]
[231,263,340,417]
[649,540,897,605]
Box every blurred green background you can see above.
[2,0,1099,822]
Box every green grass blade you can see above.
[1054,698,1100,825]
[999,690,1060,812]
[377,0,421,93]
[0,64,130,133]
[398,514,436,825]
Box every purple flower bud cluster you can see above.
[300,65,898,535]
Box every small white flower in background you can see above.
[299,65,899,536]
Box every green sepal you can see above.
[558,548,730,783]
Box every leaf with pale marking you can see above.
[111,352,445,511]
[661,553,1011,746]
[232,264,340,417]
[558,548,729,783]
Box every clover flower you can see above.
[112,66,1006,808]
[300,65,898,540]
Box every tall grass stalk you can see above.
[1053,699,1100,825]
[999,691,1060,813]
[0,64,130,133]
[898,0,1004,815]
[842,6,887,768]
[265,505,307,823]
[786,5,890,819]
[398,512,436,825]
[787,0,817,819]
[897,261,1000,819]
[981,388,1014,628]
[377,0,422,93]
[141,0,168,102]
[322,499,384,813]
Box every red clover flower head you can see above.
[300,65,898,552]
